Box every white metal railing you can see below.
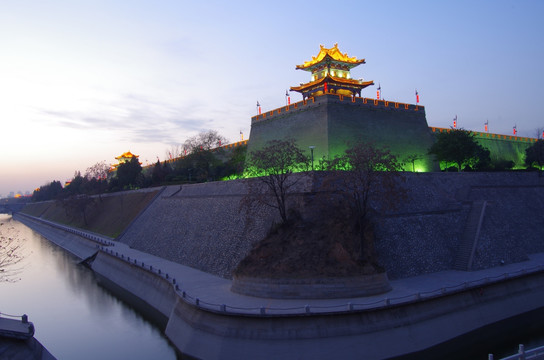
[97,244,544,317]
[489,344,544,360]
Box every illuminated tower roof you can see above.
[111,151,140,171]
[115,151,139,162]
[290,43,374,99]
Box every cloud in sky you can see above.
[0,0,543,195]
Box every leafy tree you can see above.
[116,156,142,188]
[327,142,406,264]
[222,144,247,179]
[32,180,63,202]
[429,128,490,171]
[151,160,165,185]
[525,139,544,170]
[492,159,515,171]
[244,139,308,224]
[65,171,84,196]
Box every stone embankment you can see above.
[114,172,544,280]
[14,172,544,359]
[12,211,544,360]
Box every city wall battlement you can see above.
[251,93,424,124]
[248,93,436,172]
[431,127,537,144]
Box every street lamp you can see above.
[309,146,315,171]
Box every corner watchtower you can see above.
[247,44,438,172]
[290,43,374,99]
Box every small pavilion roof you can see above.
[115,151,139,160]
[296,43,365,71]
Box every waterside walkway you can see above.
[15,212,544,317]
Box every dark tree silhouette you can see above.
[32,180,63,202]
[182,130,229,181]
[429,128,490,171]
[525,139,544,170]
[244,139,308,224]
[116,157,142,188]
[327,142,406,264]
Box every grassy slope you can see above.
[21,190,159,238]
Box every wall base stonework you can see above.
[117,172,544,281]
[231,273,392,299]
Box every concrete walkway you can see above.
[99,236,544,316]
[14,213,544,316]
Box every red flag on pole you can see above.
[415,89,419,104]
[453,115,457,129]
[513,125,517,135]
[377,83,381,100]
[484,120,488,132]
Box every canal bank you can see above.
[3,214,178,359]
[14,212,544,359]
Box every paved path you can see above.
[15,213,544,316]
[101,237,544,316]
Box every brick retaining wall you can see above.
[118,172,544,280]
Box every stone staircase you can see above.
[454,200,487,271]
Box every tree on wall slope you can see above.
[243,139,308,224]
[327,142,406,265]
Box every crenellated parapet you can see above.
[430,127,538,144]
[248,93,437,172]
[252,93,424,124]
[430,127,537,168]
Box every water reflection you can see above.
[1,215,177,360]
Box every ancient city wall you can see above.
[117,172,544,280]
[248,94,437,172]
[430,127,537,169]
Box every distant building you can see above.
[111,151,140,172]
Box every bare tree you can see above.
[84,161,110,181]
[183,130,228,154]
[243,139,308,224]
[0,221,24,282]
[62,195,96,226]
[535,127,543,140]
[165,144,182,161]
[327,142,406,264]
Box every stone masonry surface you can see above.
[117,172,543,280]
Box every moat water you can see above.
[2,213,544,359]
[0,214,178,359]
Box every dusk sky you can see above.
[1,0,543,196]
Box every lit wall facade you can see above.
[248,94,438,172]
